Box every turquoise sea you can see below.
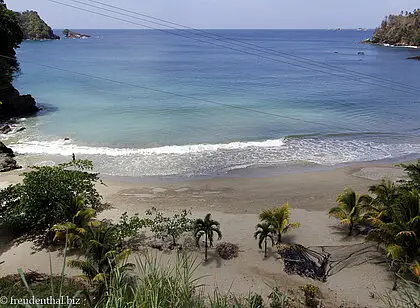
[3,29,420,177]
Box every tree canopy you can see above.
[15,10,59,40]
[0,0,23,90]
[372,9,420,46]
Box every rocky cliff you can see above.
[0,85,39,121]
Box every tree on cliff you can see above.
[0,0,23,90]
[372,9,420,46]
[0,1,39,120]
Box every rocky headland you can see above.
[15,10,60,40]
[364,9,420,48]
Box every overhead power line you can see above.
[0,53,374,134]
[81,0,420,94]
[47,0,420,97]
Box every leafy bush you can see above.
[0,160,103,234]
[115,211,149,246]
[216,242,239,260]
[146,207,194,246]
[301,284,319,308]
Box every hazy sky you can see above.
[6,0,420,29]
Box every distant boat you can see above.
[357,28,368,31]
[334,28,343,31]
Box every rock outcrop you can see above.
[0,141,20,172]
[62,29,90,39]
[0,86,39,121]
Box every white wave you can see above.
[9,138,286,156]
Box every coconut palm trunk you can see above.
[194,213,222,262]
[264,238,267,258]
[348,220,353,236]
[205,232,208,261]
[277,232,282,244]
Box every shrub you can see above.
[301,284,319,308]
[145,207,194,246]
[115,211,149,246]
[216,242,239,260]
[248,293,264,308]
[0,160,103,234]
[268,286,289,308]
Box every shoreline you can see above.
[7,150,420,185]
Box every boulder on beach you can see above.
[0,142,21,172]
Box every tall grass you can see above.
[12,245,290,308]
[98,251,289,308]
[378,277,420,308]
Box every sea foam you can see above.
[10,138,286,156]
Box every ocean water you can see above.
[4,29,420,177]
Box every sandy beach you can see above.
[0,163,409,307]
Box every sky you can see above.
[6,0,420,29]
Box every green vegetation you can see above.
[371,9,420,46]
[254,223,275,258]
[67,222,135,304]
[194,213,222,261]
[300,284,319,308]
[145,207,194,246]
[0,0,23,90]
[329,161,420,297]
[51,195,98,247]
[15,10,59,40]
[379,276,420,308]
[0,273,89,307]
[0,160,103,234]
[115,211,148,246]
[258,203,300,244]
[62,28,90,39]
[328,188,371,236]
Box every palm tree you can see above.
[254,223,275,258]
[68,222,134,301]
[328,188,371,236]
[367,189,420,261]
[364,178,399,221]
[193,213,222,261]
[51,195,97,247]
[259,203,300,244]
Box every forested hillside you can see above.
[15,10,59,40]
[372,9,420,46]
